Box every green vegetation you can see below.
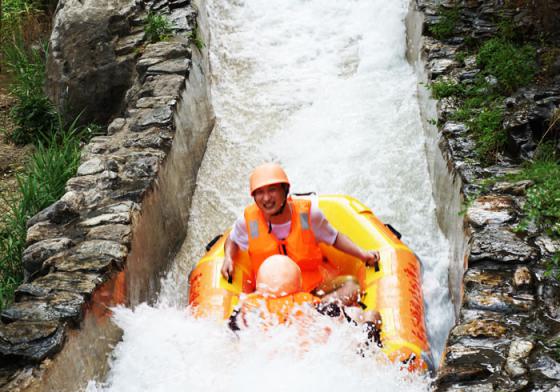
[187,28,205,50]
[429,37,536,163]
[430,80,464,99]
[144,12,173,43]
[429,8,560,282]
[0,0,91,308]
[477,38,537,94]
[428,6,460,40]
[2,37,57,144]
[0,123,83,309]
[510,143,560,280]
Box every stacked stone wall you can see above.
[0,0,213,390]
[413,1,560,390]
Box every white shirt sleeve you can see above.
[310,197,338,245]
[229,215,249,251]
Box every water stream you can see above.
[88,0,454,390]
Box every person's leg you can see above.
[320,280,360,306]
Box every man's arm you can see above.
[221,235,239,281]
[333,233,380,267]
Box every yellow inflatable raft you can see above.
[188,194,434,373]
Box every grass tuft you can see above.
[0,118,84,309]
[477,38,537,94]
[144,12,174,43]
[428,6,460,41]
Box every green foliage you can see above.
[477,38,537,94]
[455,51,466,64]
[430,80,464,99]
[541,47,560,77]
[1,0,49,55]
[187,28,205,50]
[496,15,521,42]
[0,119,83,309]
[519,160,560,238]
[428,6,460,40]
[544,252,560,281]
[2,37,57,145]
[144,12,173,43]
[508,145,560,281]
[469,105,505,160]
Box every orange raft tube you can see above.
[188,195,434,373]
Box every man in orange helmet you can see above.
[220,162,380,305]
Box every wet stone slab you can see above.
[43,240,128,273]
[138,74,185,98]
[22,238,74,277]
[26,222,64,246]
[540,281,560,321]
[466,196,516,228]
[86,224,132,245]
[450,319,508,339]
[439,384,495,392]
[444,342,505,370]
[464,284,535,313]
[469,228,538,263]
[0,321,64,362]
[530,356,560,381]
[130,106,174,131]
[505,339,534,377]
[146,58,190,75]
[65,171,119,193]
[122,153,163,178]
[436,364,493,386]
[122,128,174,151]
[16,272,102,298]
[1,292,84,323]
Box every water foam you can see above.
[92,0,454,389]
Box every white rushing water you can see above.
[88,0,454,390]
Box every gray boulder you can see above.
[46,0,142,125]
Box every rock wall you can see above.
[413,1,560,390]
[0,0,214,390]
[406,5,468,319]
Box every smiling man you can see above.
[221,163,380,304]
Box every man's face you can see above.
[253,183,286,217]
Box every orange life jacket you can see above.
[245,198,325,291]
[241,292,321,325]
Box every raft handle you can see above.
[205,234,223,252]
[385,224,402,240]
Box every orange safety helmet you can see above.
[256,255,302,297]
[249,163,290,195]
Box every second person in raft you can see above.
[220,162,380,305]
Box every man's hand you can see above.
[221,257,234,281]
[363,250,380,268]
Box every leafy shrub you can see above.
[428,6,460,40]
[455,51,466,64]
[0,120,83,309]
[469,105,505,160]
[187,28,205,50]
[519,159,560,237]
[145,12,173,43]
[1,0,51,54]
[2,37,57,145]
[477,38,537,94]
[430,80,464,99]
